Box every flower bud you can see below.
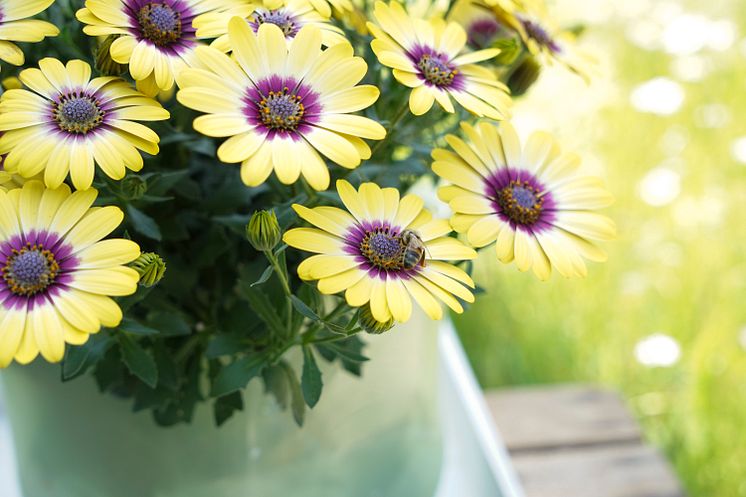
[95,35,127,77]
[246,210,281,252]
[359,304,395,335]
[507,56,542,97]
[121,175,147,200]
[131,252,166,287]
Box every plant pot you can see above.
[1,311,441,497]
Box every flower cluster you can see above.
[0,0,613,426]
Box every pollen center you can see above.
[53,95,104,134]
[360,229,404,271]
[497,181,544,225]
[417,53,457,87]
[3,244,59,296]
[138,3,182,47]
[254,9,298,37]
[258,88,305,131]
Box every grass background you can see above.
[455,0,746,495]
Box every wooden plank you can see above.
[511,444,685,497]
[486,384,642,452]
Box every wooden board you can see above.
[485,384,686,497]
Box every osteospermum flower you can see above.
[196,0,348,50]
[284,180,477,323]
[367,1,511,118]
[76,0,242,95]
[433,121,615,280]
[0,58,169,190]
[0,181,140,367]
[177,21,385,191]
[0,0,58,69]
[448,0,512,50]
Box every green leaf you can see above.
[118,317,160,336]
[126,204,162,241]
[214,391,244,426]
[291,295,320,322]
[237,283,285,335]
[211,354,265,398]
[251,266,273,287]
[262,365,289,410]
[206,334,246,359]
[61,334,113,381]
[319,342,369,363]
[282,361,305,427]
[301,346,323,408]
[119,335,158,388]
[214,213,249,237]
[148,311,191,336]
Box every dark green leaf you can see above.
[251,266,274,287]
[237,284,285,335]
[282,361,305,427]
[301,346,323,408]
[119,335,158,388]
[211,354,265,398]
[262,365,289,410]
[148,311,191,336]
[291,295,320,322]
[118,317,160,336]
[206,334,246,359]
[319,342,369,363]
[126,204,162,241]
[214,391,244,426]
[62,334,113,381]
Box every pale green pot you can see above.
[1,311,441,497]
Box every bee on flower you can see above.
[76,0,245,96]
[284,180,477,323]
[367,1,511,118]
[0,181,140,367]
[433,121,615,280]
[0,58,169,190]
[195,0,348,49]
[177,21,385,191]
[0,0,58,70]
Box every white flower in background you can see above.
[638,167,681,207]
[630,78,684,116]
[634,333,681,367]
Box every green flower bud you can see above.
[359,304,395,335]
[121,175,148,200]
[131,252,166,287]
[95,35,127,77]
[246,210,282,252]
[507,56,542,97]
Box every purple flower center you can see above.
[521,17,561,53]
[138,3,182,47]
[53,94,104,134]
[252,9,299,37]
[467,18,504,49]
[496,180,544,226]
[259,87,305,131]
[417,53,458,87]
[360,228,406,271]
[3,244,59,297]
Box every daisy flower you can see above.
[433,121,615,280]
[76,0,243,96]
[195,0,348,50]
[177,21,385,191]
[448,0,512,50]
[0,181,141,367]
[284,180,477,323]
[367,1,511,118]
[0,58,169,191]
[0,0,59,69]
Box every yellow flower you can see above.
[284,180,477,323]
[0,154,34,190]
[195,0,348,50]
[177,22,385,191]
[433,121,615,280]
[76,0,243,96]
[367,1,511,118]
[0,58,170,190]
[0,0,58,69]
[448,0,514,50]
[0,181,141,367]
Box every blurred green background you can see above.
[455,0,746,496]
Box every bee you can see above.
[399,229,428,270]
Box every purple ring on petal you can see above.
[343,221,417,280]
[520,17,561,53]
[0,230,79,311]
[123,0,198,54]
[407,44,465,90]
[485,168,557,233]
[46,87,115,138]
[250,8,301,38]
[244,76,322,141]
[467,18,505,49]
